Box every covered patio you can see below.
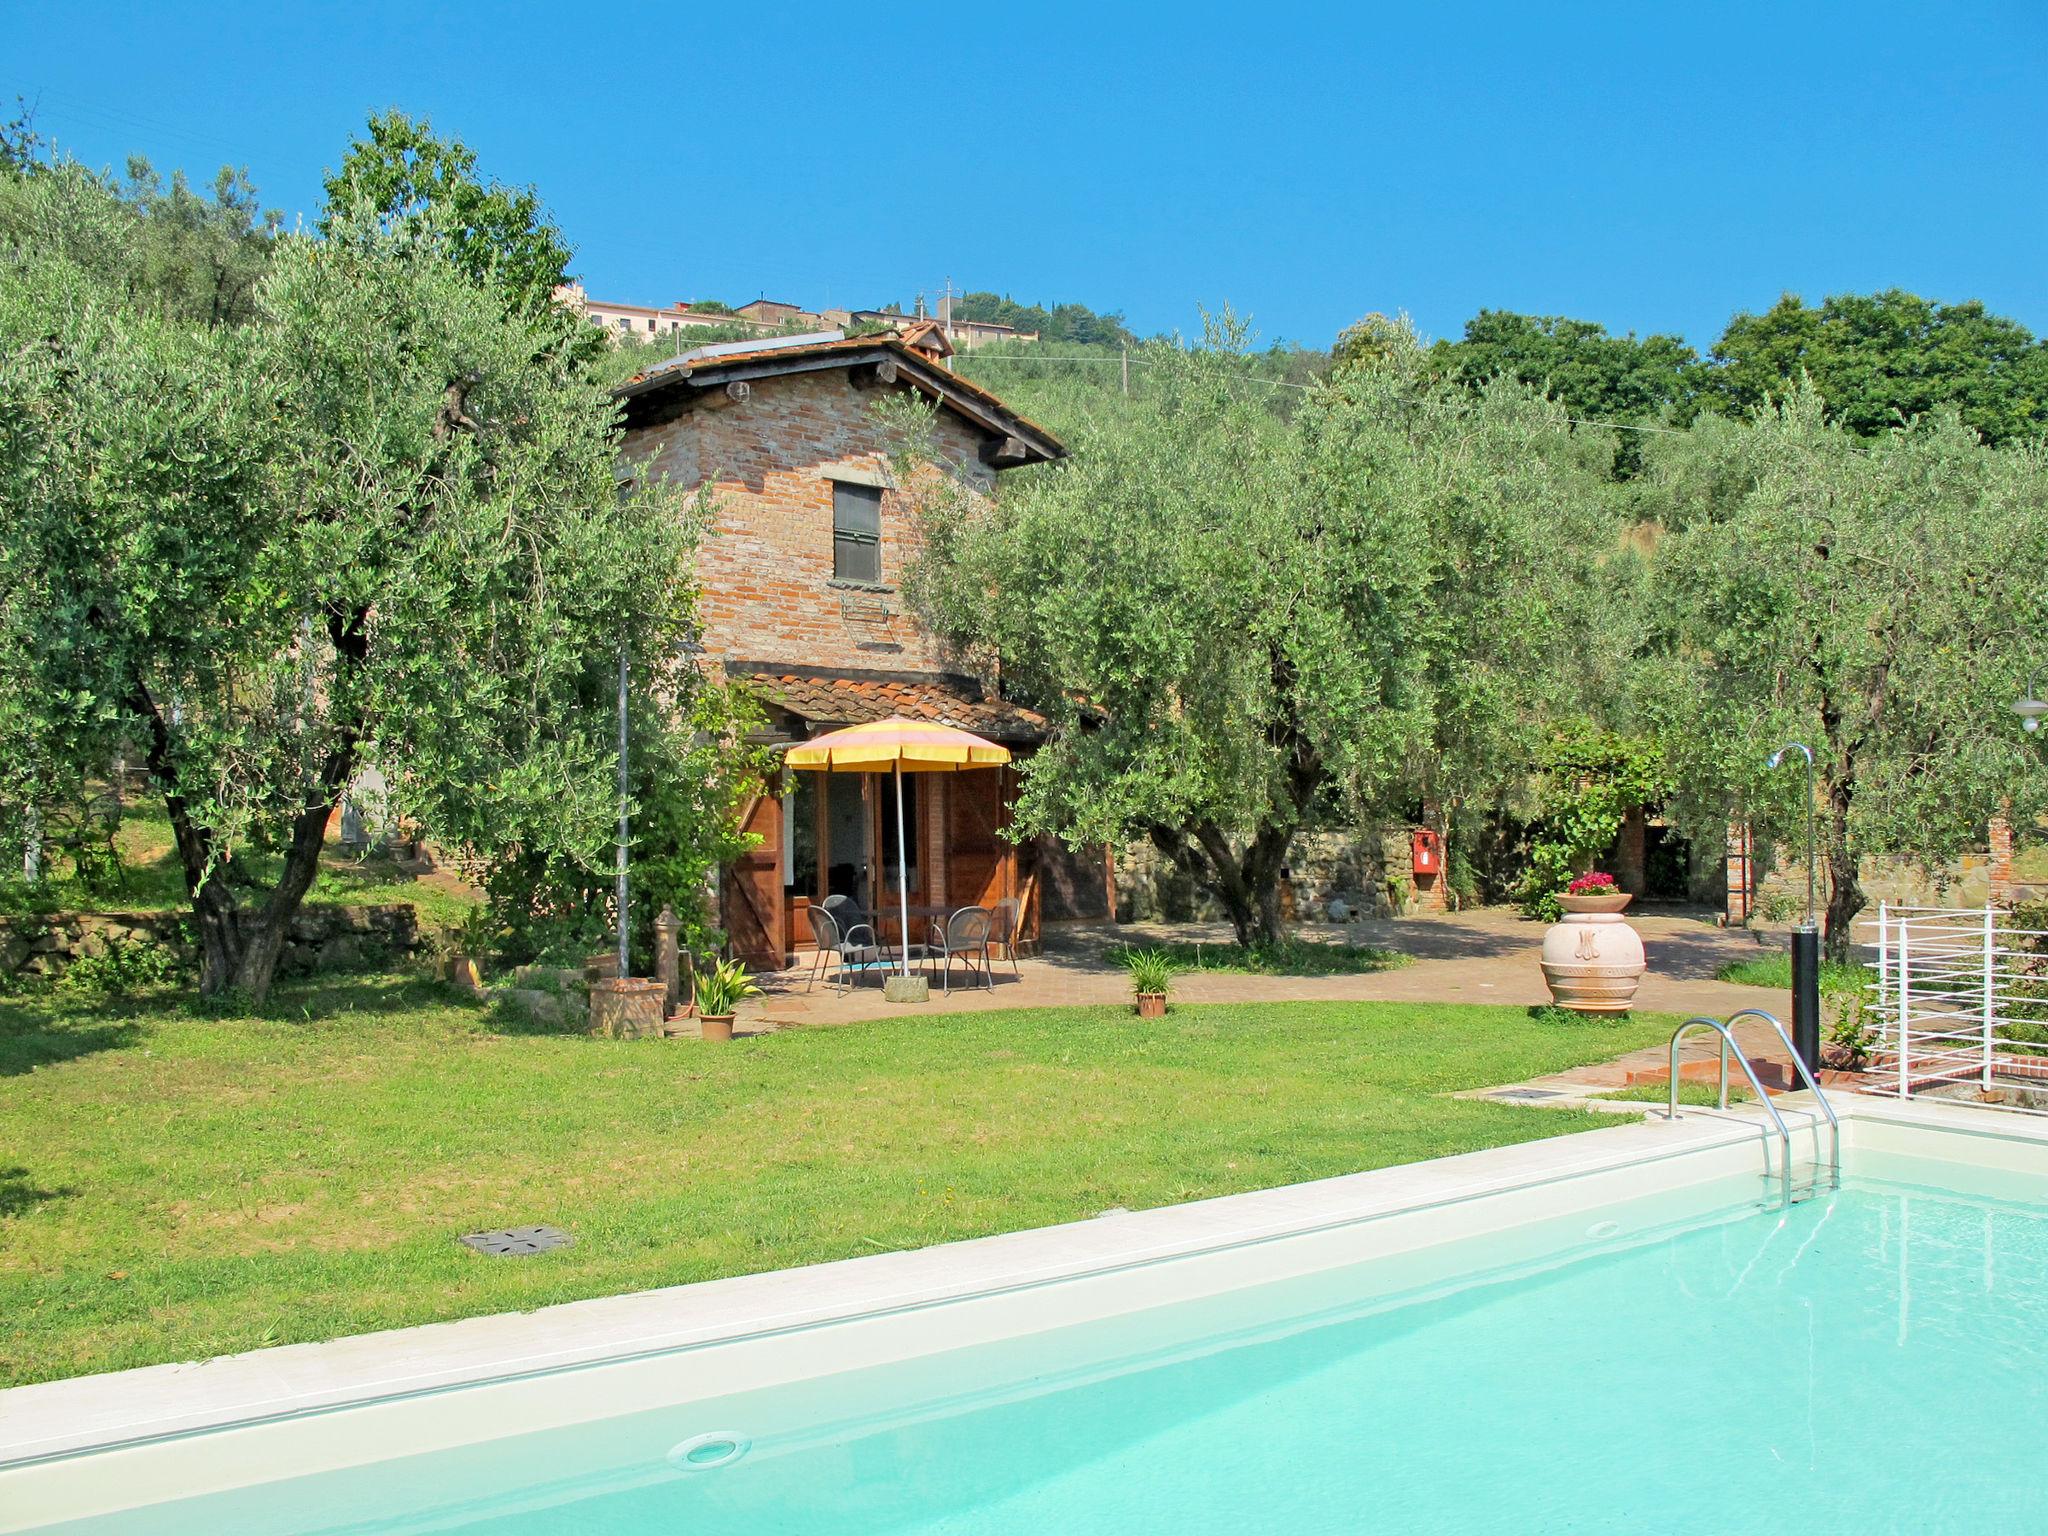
[719,667,1111,971]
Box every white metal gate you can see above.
[1873,903,2048,1103]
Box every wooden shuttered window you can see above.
[832,481,882,583]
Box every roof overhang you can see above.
[614,337,1066,468]
[731,664,1048,744]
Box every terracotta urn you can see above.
[1539,892,1646,1012]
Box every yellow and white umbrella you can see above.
[783,718,1012,975]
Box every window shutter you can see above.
[832,482,883,583]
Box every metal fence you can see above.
[1872,903,2048,1106]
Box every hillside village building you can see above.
[614,326,1104,968]
[562,283,1039,351]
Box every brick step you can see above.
[1624,1055,1797,1091]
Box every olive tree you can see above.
[1647,390,2048,958]
[908,321,1615,945]
[0,195,705,1000]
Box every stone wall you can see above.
[1115,827,1419,925]
[619,368,997,674]
[1737,820,2038,924]
[0,904,422,982]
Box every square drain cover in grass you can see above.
[1491,1087,1567,1101]
[460,1225,573,1257]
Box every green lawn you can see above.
[1599,1081,1754,1106]
[0,979,1669,1386]
[1136,935,1406,976]
[1716,953,1873,994]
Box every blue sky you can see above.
[10,1,2046,351]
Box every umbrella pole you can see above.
[893,762,911,976]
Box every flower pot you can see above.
[1135,992,1167,1019]
[1540,898,1645,1013]
[698,1013,735,1043]
[444,954,483,993]
[1558,892,1633,916]
[588,977,667,1039]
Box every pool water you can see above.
[36,1154,2048,1533]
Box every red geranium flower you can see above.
[1566,872,1617,895]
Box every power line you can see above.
[32,93,252,169]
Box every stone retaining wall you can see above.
[0,904,422,981]
[1116,827,1421,924]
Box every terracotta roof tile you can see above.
[740,670,1046,742]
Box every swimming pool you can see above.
[7,1099,2047,1532]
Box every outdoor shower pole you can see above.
[1768,742,1821,1075]
[616,646,630,978]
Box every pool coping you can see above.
[0,1090,1887,1473]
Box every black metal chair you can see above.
[805,905,881,993]
[989,896,1024,978]
[929,906,995,995]
[821,893,868,939]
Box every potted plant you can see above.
[693,957,762,1043]
[1539,872,1645,1013]
[1558,871,1632,914]
[1121,946,1175,1019]
[445,907,494,994]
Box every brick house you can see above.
[615,327,1108,967]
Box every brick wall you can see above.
[622,370,995,674]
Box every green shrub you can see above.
[1828,1003,1882,1069]
[1512,724,1669,921]
[483,686,767,971]
[1446,851,1480,910]
[450,905,497,958]
[1141,937,1400,977]
[1755,889,1801,925]
[56,933,187,998]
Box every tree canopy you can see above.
[1707,289,2048,445]
[1644,391,2048,955]
[1428,310,1702,426]
[321,110,575,324]
[944,290,1133,347]
[0,135,279,331]
[0,128,730,1000]
[911,320,1616,944]
[1420,310,1702,477]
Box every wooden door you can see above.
[724,789,784,969]
[946,768,1010,912]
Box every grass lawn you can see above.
[0,978,1669,1386]
[1599,1081,1753,1106]
[1716,953,1873,994]
[1136,936,1406,976]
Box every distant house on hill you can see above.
[558,283,1040,353]
[556,285,780,343]
[612,327,1101,968]
[732,297,810,326]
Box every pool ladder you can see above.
[1664,1008,1840,1207]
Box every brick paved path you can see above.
[707,907,1800,1088]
